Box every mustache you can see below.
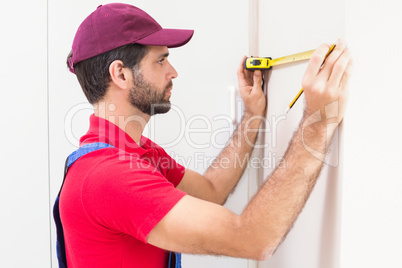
[165,81,173,92]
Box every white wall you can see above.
[252,0,345,267]
[342,0,402,266]
[3,0,402,267]
[48,0,249,267]
[0,0,50,267]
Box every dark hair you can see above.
[67,44,149,104]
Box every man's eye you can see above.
[158,59,165,65]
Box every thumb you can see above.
[253,70,263,91]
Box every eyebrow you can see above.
[157,52,170,59]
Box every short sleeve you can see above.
[140,136,186,187]
[155,149,186,187]
[82,158,187,243]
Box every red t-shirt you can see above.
[60,114,186,267]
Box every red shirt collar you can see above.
[80,114,154,155]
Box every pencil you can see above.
[285,44,336,113]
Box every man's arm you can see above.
[149,41,352,260]
[177,57,266,204]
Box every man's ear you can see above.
[109,60,132,90]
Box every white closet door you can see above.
[0,0,50,267]
[253,0,345,267]
[342,0,402,267]
[48,0,249,267]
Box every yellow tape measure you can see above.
[244,45,335,70]
[244,44,337,113]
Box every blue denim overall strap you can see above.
[53,143,114,268]
[168,251,182,268]
[66,142,114,167]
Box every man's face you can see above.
[129,46,178,116]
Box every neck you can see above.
[94,101,150,145]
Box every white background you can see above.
[0,0,401,267]
[342,0,402,266]
[47,0,249,267]
[255,0,344,267]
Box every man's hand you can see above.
[302,39,353,123]
[237,56,267,117]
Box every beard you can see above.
[129,70,172,116]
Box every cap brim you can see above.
[136,28,194,48]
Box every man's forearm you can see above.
[237,116,335,259]
[204,111,263,203]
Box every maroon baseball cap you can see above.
[68,3,194,73]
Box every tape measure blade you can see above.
[269,49,316,67]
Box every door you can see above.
[251,0,345,267]
[48,1,250,267]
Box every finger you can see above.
[339,53,353,89]
[238,57,256,86]
[237,55,247,75]
[237,56,248,86]
[319,39,347,79]
[303,44,333,84]
[252,70,263,93]
[327,48,352,89]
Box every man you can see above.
[59,3,352,267]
